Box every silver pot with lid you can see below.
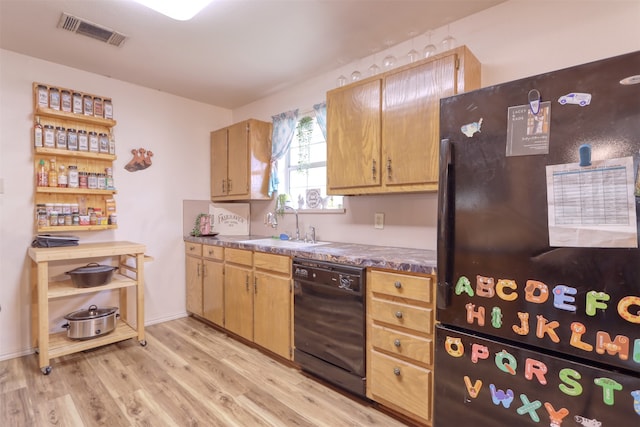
[62,305,118,340]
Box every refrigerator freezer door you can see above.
[434,325,640,427]
[437,51,640,373]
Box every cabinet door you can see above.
[224,264,253,340]
[383,54,457,187]
[226,121,249,198]
[253,271,291,359]
[185,255,203,316]
[211,128,229,198]
[327,79,382,191]
[203,259,224,327]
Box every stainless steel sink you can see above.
[238,238,330,249]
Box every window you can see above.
[276,113,343,210]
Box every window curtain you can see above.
[313,102,327,140]
[269,109,299,196]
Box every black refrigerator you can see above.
[435,51,640,427]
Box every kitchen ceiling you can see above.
[0,0,505,109]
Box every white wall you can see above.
[237,0,640,249]
[1,0,638,361]
[0,49,232,359]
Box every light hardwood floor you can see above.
[1,316,411,426]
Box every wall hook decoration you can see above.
[125,147,154,172]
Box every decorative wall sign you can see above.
[125,147,153,172]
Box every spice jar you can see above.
[55,126,67,149]
[89,211,98,226]
[68,165,79,188]
[67,128,78,151]
[88,131,98,152]
[73,92,83,114]
[43,125,55,148]
[37,85,49,108]
[103,99,113,119]
[94,97,103,118]
[49,87,60,110]
[88,172,98,189]
[79,171,88,188]
[108,213,117,225]
[83,94,93,116]
[78,130,88,151]
[99,133,109,153]
[49,211,58,227]
[61,90,72,112]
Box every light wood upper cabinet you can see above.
[327,46,480,195]
[210,119,272,201]
[327,78,382,190]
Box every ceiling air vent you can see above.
[57,12,127,47]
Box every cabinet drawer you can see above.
[370,298,433,334]
[371,324,433,366]
[369,270,432,303]
[369,350,432,422]
[203,244,224,261]
[185,242,202,257]
[254,252,290,275]
[225,248,252,266]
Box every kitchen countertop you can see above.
[184,235,437,275]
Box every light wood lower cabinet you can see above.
[186,245,293,358]
[185,243,225,327]
[366,269,436,425]
[253,252,292,359]
[223,248,254,340]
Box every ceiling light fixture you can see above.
[134,0,214,21]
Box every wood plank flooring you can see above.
[1,316,411,426]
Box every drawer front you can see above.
[371,324,433,366]
[370,298,433,334]
[369,270,432,303]
[369,350,432,422]
[225,248,253,266]
[185,242,202,257]
[254,252,290,275]
[203,244,224,261]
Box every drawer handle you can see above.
[394,281,402,289]
[393,367,401,376]
[394,339,401,347]
[395,311,403,319]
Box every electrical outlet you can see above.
[374,212,384,229]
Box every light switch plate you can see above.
[374,212,384,229]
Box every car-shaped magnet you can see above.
[557,92,592,106]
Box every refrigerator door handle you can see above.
[437,138,453,309]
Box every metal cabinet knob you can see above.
[393,367,401,376]
[394,339,401,347]
[394,281,402,289]
[395,311,403,319]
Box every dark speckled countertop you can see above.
[184,235,437,275]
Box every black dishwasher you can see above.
[292,257,366,398]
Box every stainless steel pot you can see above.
[62,305,118,339]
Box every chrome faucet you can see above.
[282,205,300,241]
[307,226,316,243]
